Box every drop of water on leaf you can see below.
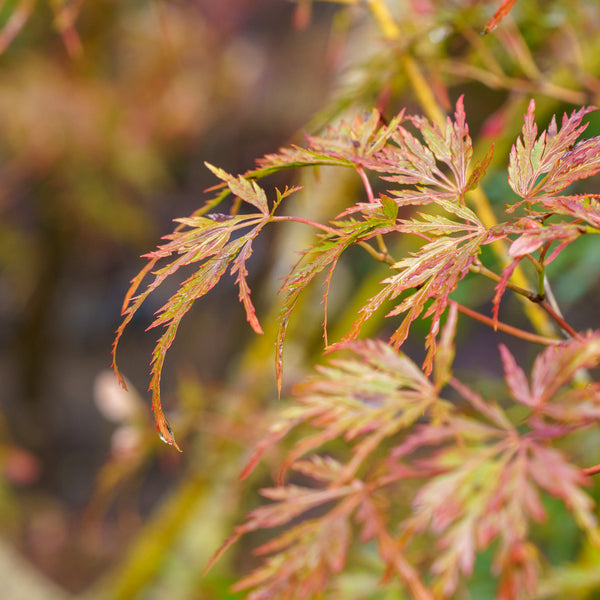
[157,418,182,451]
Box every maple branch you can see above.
[524,253,544,276]
[366,0,446,125]
[542,273,566,321]
[366,0,401,41]
[371,0,557,348]
[522,251,549,298]
[439,60,588,105]
[358,239,395,265]
[471,261,539,301]
[372,0,570,349]
[375,235,393,261]
[450,301,560,346]
[473,261,575,338]
[538,245,563,311]
[538,240,552,265]
[470,262,580,338]
[536,298,582,339]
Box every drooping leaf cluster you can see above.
[114,96,600,597]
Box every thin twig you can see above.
[269,215,340,235]
[451,301,560,346]
[439,61,588,105]
[471,261,580,338]
[470,261,537,300]
[374,234,393,262]
[359,240,396,265]
[537,299,582,339]
[524,253,544,275]
[356,165,375,204]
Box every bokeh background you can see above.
[0,2,338,597]
[2,1,600,599]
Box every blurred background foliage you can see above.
[1,1,600,599]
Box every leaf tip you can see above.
[155,409,182,452]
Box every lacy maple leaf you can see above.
[112,175,282,449]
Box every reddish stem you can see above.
[356,165,376,204]
[270,215,340,236]
[537,298,581,339]
[451,301,560,346]
[582,464,600,477]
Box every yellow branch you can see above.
[401,55,446,125]
[365,0,400,39]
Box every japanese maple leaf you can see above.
[339,98,496,373]
[112,172,283,449]
[500,331,600,427]
[508,100,599,201]
[345,214,487,374]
